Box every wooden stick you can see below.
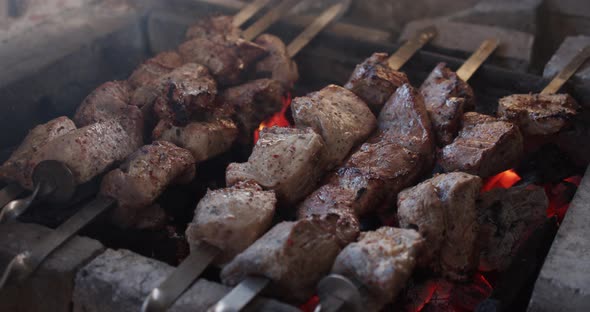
[241,0,299,41]
[232,0,273,28]
[386,26,437,71]
[456,38,500,82]
[541,46,590,95]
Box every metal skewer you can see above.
[242,0,300,41]
[387,26,437,71]
[456,38,500,82]
[0,183,25,213]
[314,274,362,312]
[541,45,590,95]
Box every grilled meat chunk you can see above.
[185,15,240,41]
[254,34,299,88]
[25,119,142,189]
[439,112,523,178]
[152,119,238,163]
[186,181,276,264]
[226,127,325,205]
[497,93,580,136]
[221,216,342,303]
[220,79,285,144]
[397,172,482,281]
[344,52,410,114]
[477,185,548,271]
[420,63,475,146]
[0,116,76,187]
[100,141,195,229]
[127,51,183,89]
[292,85,376,168]
[73,81,133,127]
[331,227,424,311]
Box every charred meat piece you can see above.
[292,84,376,168]
[497,93,580,136]
[186,181,276,264]
[254,34,299,88]
[100,141,195,229]
[152,119,238,163]
[25,119,142,189]
[420,63,475,146]
[221,216,342,303]
[439,112,524,178]
[226,127,325,205]
[0,116,76,187]
[185,15,241,41]
[73,81,133,127]
[344,52,410,114]
[127,51,183,89]
[397,172,482,281]
[331,227,424,312]
[477,185,548,271]
[220,79,285,144]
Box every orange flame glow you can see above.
[253,93,292,144]
[545,175,582,222]
[481,169,522,192]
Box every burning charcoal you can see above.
[292,84,377,168]
[219,79,285,144]
[221,216,342,303]
[100,141,195,229]
[73,81,133,127]
[331,227,424,311]
[127,51,183,89]
[226,127,325,205]
[420,63,475,146]
[397,172,482,281]
[497,93,579,136]
[477,185,548,271]
[344,52,410,114]
[0,116,76,187]
[254,34,299,88]
[439,112,524,178]
[152,118,238,163]
[185,181,276,264]
[516,144,579,185]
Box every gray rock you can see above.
[0,222,104,312]
[528,166,590,311]
[73,249,299,312]
[543,36,590,83]
[449,0,542,34]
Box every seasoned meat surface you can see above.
[439,112,523,178]
[226,127,325,205]
[73,81,132,127]
[220,79,285,144]
[152,119,238,163]
[0,116,76,188]
[221,216,342,303]
[420,63,475,146]
[497,93,580,136]
[331,227,424,312]
[292,84,376,168]
[477,185,548,271]
[254,34,299,88]
[186,181,276,264]
[26,119,142,189]
[100,141,195,229]
[344,52,409,114]
[127,51,183,89]
[397,172,482,281]
[185,15,240,41]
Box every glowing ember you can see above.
[545,175,581,222]
[481,169,522,192]
[300,295,319,312]
[253,93,292,144]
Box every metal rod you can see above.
[241,0,299,41]
[387,25,437,71]
[286,1,350,58]
[541,45,590,95]
[456,38,500,82]
[208,276,271,312]
[0,182,41,223]
[232,0,273,28]
[315,274,362,312]
[0,183,25,211]
[141,243,220,312]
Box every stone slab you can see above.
[73,249,300,312]
[528,166,590,311]
[0,222,104,312]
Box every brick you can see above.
[73,249,299,312]
[0,222,104,312]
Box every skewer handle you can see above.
[232,0,273,28]
[387,26,437,71]
[455,38,500,82]
[541,46,590,95]
[242,0,299,41]
[208,276,270,312]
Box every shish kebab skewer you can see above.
[317,46,590,312]
[0,0,293,294]
[138,4,351,312]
